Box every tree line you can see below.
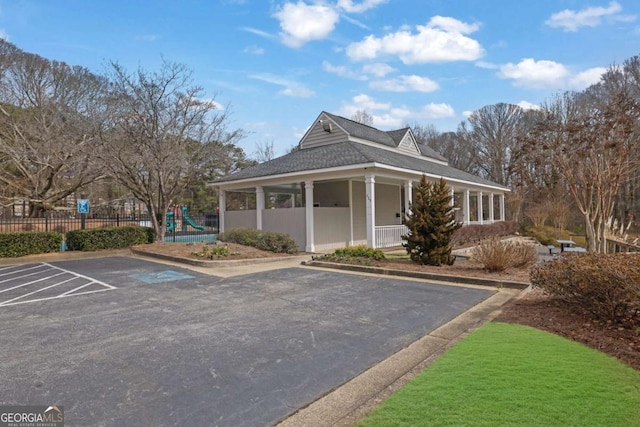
[406,55,640,253]
[0,39,252,240]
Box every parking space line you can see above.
[0,262,117,307]
[0,272,66,294]
[0,265,52,281]
[0,276,80,305]
[42,263,116,290]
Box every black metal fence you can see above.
[0,213,219,244]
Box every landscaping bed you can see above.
[496,288,640,371]
[131,241,291,261]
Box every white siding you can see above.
[313,207,350,251]
[224,210,257,230]
[397,133,420,155]
[262,207,306,250]
[300,118,347,149]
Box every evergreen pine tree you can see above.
[402,176,462,266]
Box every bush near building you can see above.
[531,253,640,324]
[66,226,152,251]
[0,231,62,258]
[218,228,298,254]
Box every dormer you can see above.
[298,111,448,165]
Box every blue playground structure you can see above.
[181,206,205,231]
[164,206,214,243]
[166,206,205,231]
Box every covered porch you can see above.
[217,170,507,252]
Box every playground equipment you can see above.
[166,212,178,231]
[181,206,205,231]
[166,207,205,231]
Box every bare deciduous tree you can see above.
[467,103,528,187]
[530,85,639,252]
[0,41,107,216]
[351,109,373,126]
[101,59,245,241]
[254,139,276,163]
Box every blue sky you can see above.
[1,0,639,157]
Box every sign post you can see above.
[77,198,90,230]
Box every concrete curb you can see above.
[129,247,302,268]
[277,287,527,427]
[302,260,529,290]
[0,249,132,266]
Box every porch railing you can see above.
[375,225,408,248]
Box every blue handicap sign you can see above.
[77,199,90,214]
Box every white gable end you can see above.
[396,133,420,155]
[299,113,347,149]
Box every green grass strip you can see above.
[357,322,640,427]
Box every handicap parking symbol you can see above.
[77,199,90,214]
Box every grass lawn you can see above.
[357,322,640,427]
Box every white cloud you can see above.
[338,94,454,128]
[362,62,396,77]
[322,61,367,80]
[240,26,276,39]
[346,15,484,64]
[370,75,439,92]
[418,103,455,118]
[475,60,499,70]
[546,1,636,32]
[498,58,608,90]
[0,29,8,41]
[249,73,315,98]
[462,110,474,118]
[498,58,569,89]
[274,2,339,48]
[517,101,541,111]
[569,67,607,89]
[337,0,389,13]
[243,45,265,55]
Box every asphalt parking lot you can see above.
[0,256,494,426]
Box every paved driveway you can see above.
[0,256,494,426]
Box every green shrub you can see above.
[317,245,385,266]
[255,232,298,254]
[66,226,149,251]
[531,253,640,324]
[192,243,234,259]
[142,226,156,243]
[218,228,261,247]
[333,245,385,260]
[218,228,298,254]
[471,238,538,272]
[0,231,63,258]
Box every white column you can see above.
[477,191,484,224]
[255,186,264,230]
[463,189,470,225]
[499,194,506,221]
[488,193,495,223]
[218,189,226,233]
[348,180,354,246]
[449,187,455,207]
[365,174,376,248]
[404,180,413,218]
[305,181,315,252]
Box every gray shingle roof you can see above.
[213,141,506,189]
[323,112,397,148]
